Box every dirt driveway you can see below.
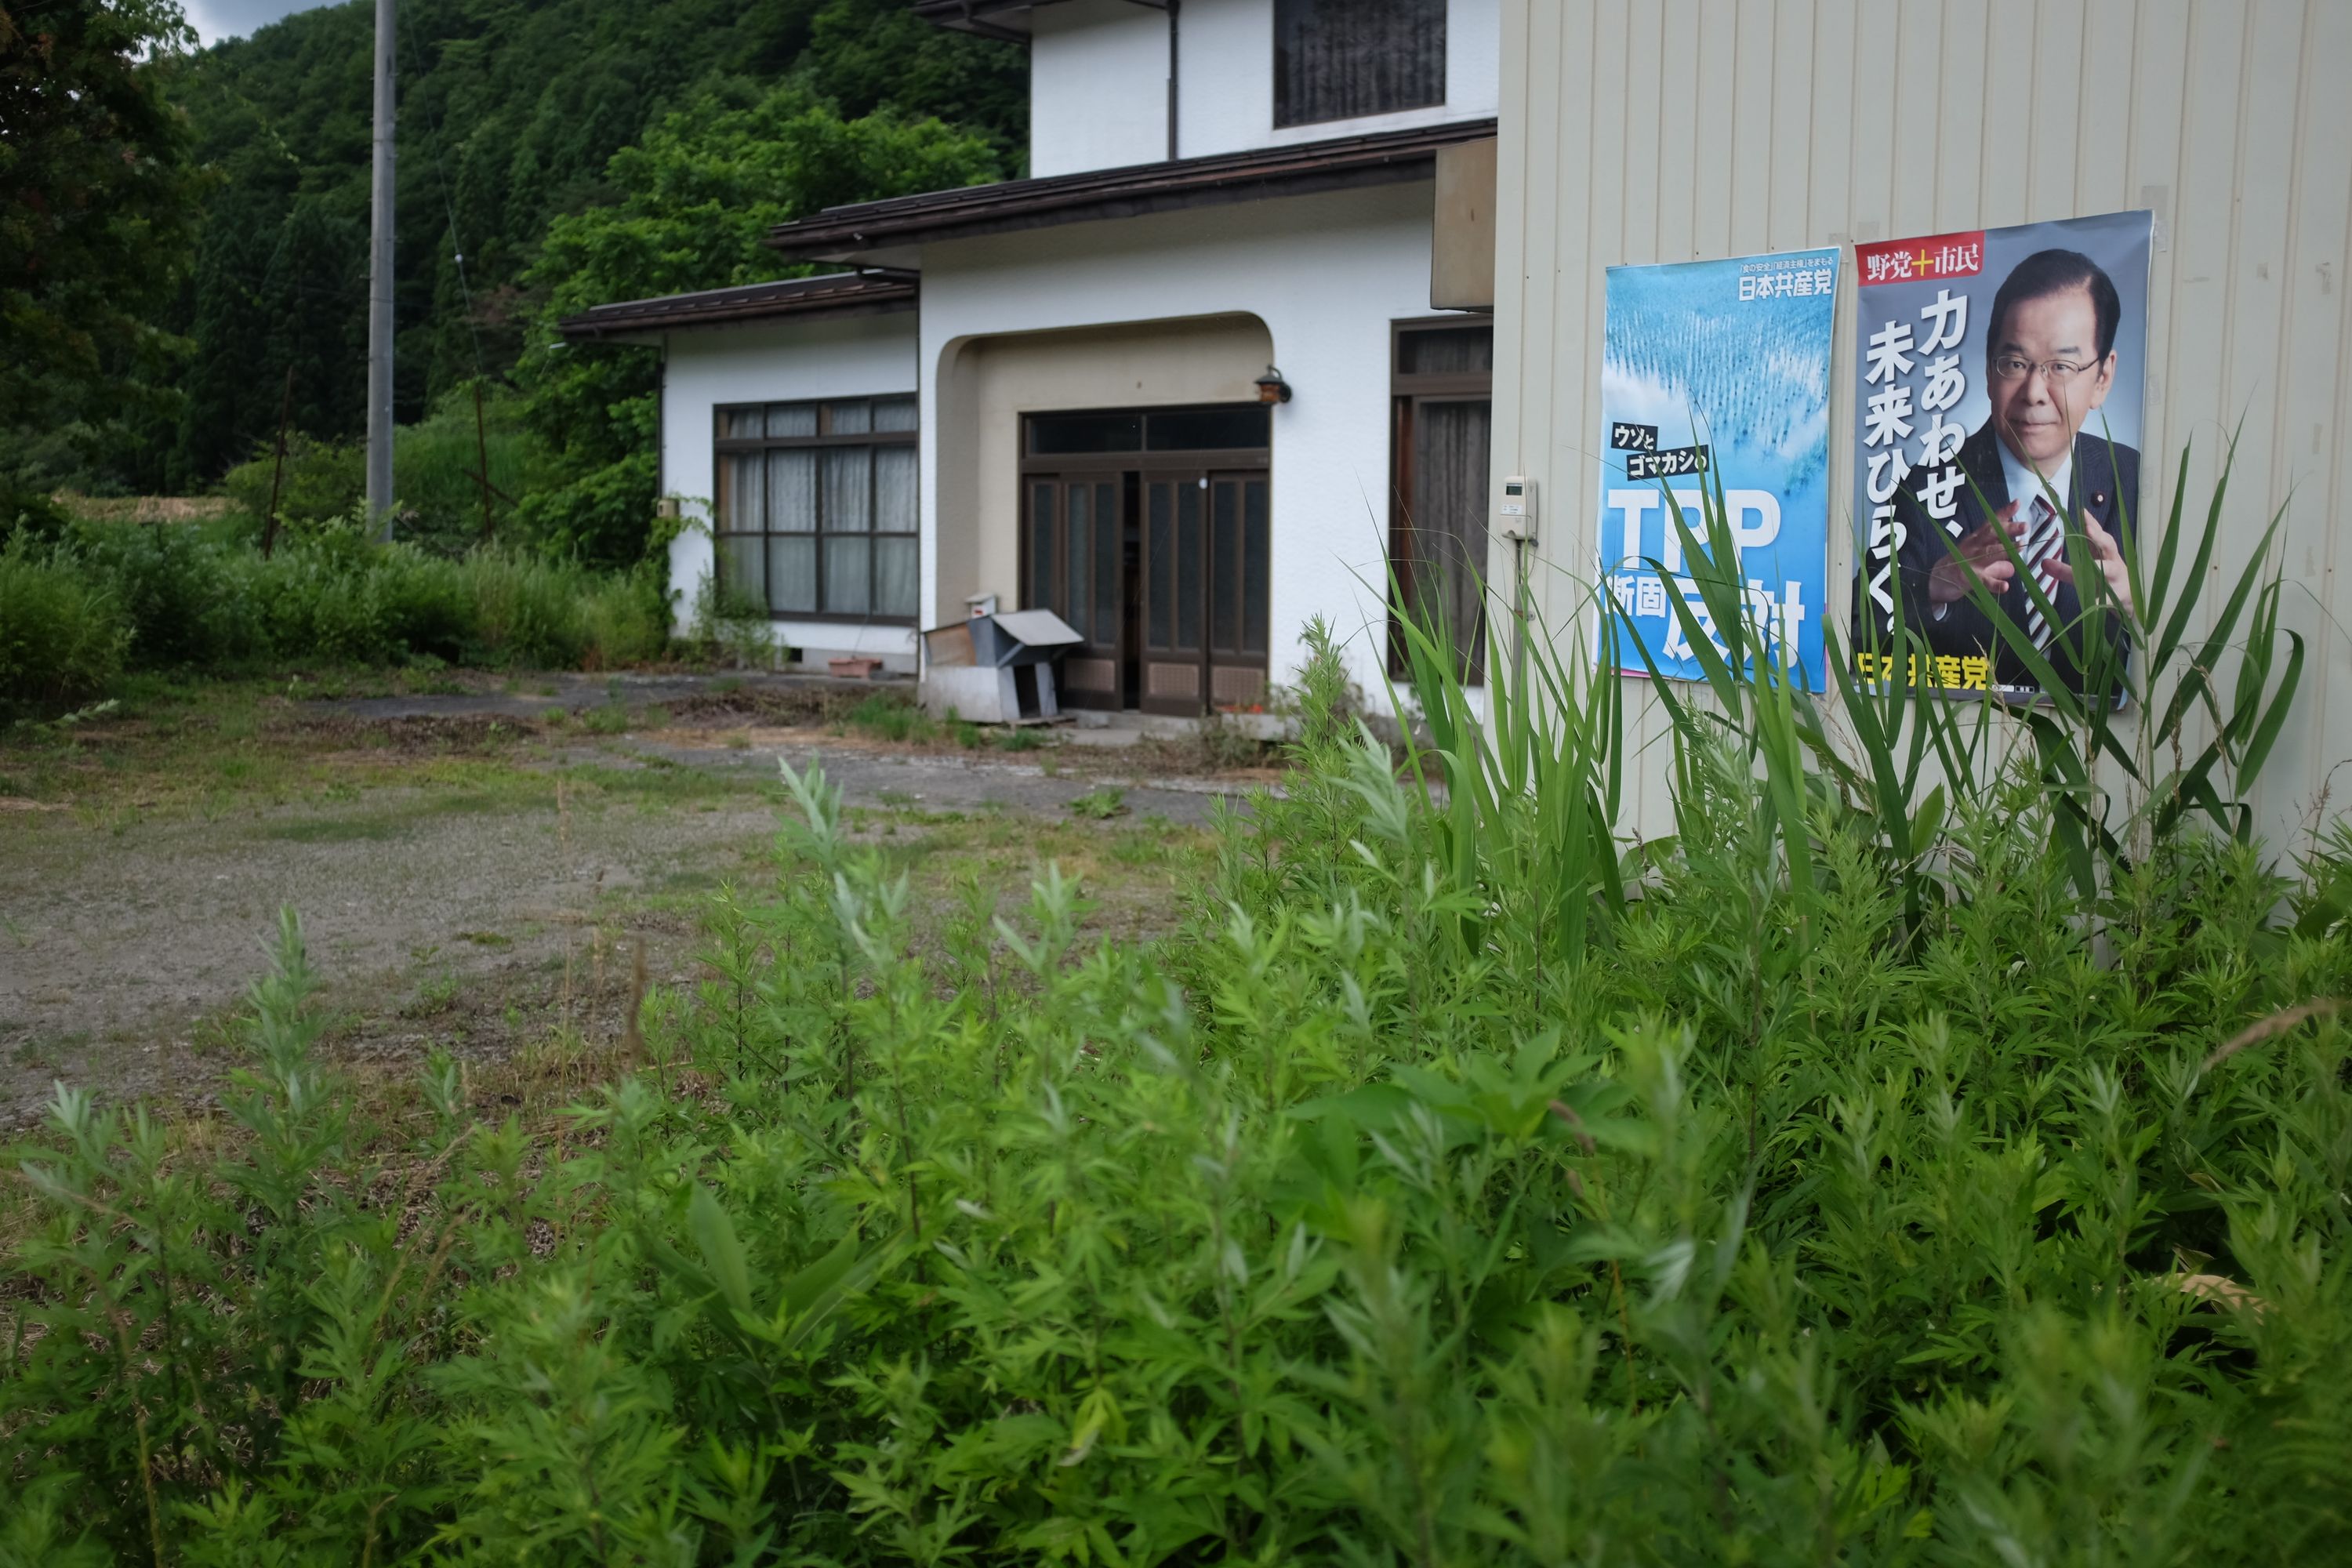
[0,675,1254,1127]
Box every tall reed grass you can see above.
[2,448,2345,1564]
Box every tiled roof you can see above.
[556,270,916,339]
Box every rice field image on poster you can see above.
[1849,209,2153,702]
[1597,246,1839,688]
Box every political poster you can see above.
[1598,247,1840,688]
[1849,210,2153,701]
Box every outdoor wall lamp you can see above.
[1255,365,1293,405]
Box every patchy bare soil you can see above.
[0,673,1245,1128]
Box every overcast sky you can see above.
[183,0,337,46]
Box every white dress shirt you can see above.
[1997,436,2073,519]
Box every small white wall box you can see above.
[1497,475,1537,541]
[920,609,1083,724]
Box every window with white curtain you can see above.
[1274,0,1446,129]
[1390,320,1493,682]
[713,397,919,622]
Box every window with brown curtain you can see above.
[1274,0,1447,128]
[713,397,918,622]
[1390,321,1493,681]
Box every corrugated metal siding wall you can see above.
[1494,0,2352,846]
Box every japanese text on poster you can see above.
[1599,247,1839,686]
[1849,210,2152,701]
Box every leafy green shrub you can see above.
[4,448,2347,1563]
[0,481,75,548]
[0,545,131,719]
[574,564,671,669]
[518,86,1011,565]
[459,550,667,668]
[383,386,550,554]
[0,514,673,701]
[688,569,780,668]
[219,432,365,535]
[216,391,552,558]
[56,507,259,666]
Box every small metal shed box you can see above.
[919,609,1083,723]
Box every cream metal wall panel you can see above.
[1495,0,2352,846]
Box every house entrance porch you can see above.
[933,315,1279,717]
[1019,405,1270,715]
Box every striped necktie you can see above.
[2018,495,2065,648]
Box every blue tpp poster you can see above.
[1598,246,1839,687]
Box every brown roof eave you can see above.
[764,118,1495,263]
[556,272,918,340]
[908,1,1076,42]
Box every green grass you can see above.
[835,691,937,745]
[0,676,786,824]
[1,444,2341,1566]
[1065,783,1127,819]
[579,702,633,735]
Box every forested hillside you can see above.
[23,0,1022,518]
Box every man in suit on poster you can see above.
[1892,249,2140,692]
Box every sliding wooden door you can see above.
[1140,469,1269,714]
[1023,475,1123,709]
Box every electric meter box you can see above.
[1497,475,1537,541]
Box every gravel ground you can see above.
[0,779,773,1127]
[0,690,1255,1128]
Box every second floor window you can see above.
[1274,0,1446,129]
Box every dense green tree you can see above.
[172,151,296,483]
[140,0,1023,493]
[515,83,1005,564]
[1,0,211,494]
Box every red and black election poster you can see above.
[1849,211,2153,702]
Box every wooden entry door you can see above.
[1140,469,1269,715]
[1024,474,1123,709]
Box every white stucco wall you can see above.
[1029,0,1168,176]
[658,310,921,665]
[1023,0,1501,176]
[916,182,1442,703]
[1177,0,1499,158]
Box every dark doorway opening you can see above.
[1021,405,1272,715]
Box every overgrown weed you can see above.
[2,452,2346,1563]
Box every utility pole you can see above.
[366,0,396,539]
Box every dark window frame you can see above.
[713,396,920,626]
[1389,316,1494,681]
[1273,0,1449,131]
[1018,403,1272,469]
